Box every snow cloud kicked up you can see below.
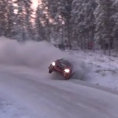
[0,37,89,81]
[0,37,64,69]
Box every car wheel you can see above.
[65,76,70,80]
[49,69,53,73]
[63,73,70,80]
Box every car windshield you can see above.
[58,59,71,67]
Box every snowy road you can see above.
[0,66,118,118]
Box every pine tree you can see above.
[35,4,46,41]
[71,0,97,49]
[94,0,113,54]
[111,0,118,52]
[5,1,16,38]
[40,0,73,49]
[13,0,33,41]
[0,0,8,36]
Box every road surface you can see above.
[0,65,118,118]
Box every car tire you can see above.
[63,73,70,80]
[65,76,70,80]
[49,69,53,73]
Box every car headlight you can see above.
[52,62,56,66]
[64,69,70,73]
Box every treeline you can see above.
[0,0,118,52]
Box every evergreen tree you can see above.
[111,0,118,51]
[0,0,9,36]
[41,0,73,49]
[35,4,46,41]
[94,0,113,53]
[71,0,97,49]
[6,1,16,38]
[14,0,33,41]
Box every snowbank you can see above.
[69,50,118,90]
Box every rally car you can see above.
[48,59,72,79]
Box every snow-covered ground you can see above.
[68,50,118,90]
[0,93,37,118]
[0,65,118,118]
[0,37,118,117]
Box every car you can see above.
[48,59,72,80]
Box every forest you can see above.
[0,0,118,54]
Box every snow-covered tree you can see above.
[111,0,118,51]
[40,0,73,49]
[71,0,97,49]
[35,4,47,41]
[94,0,114,53]
[13,0,33,41]
[0,0,10,36]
